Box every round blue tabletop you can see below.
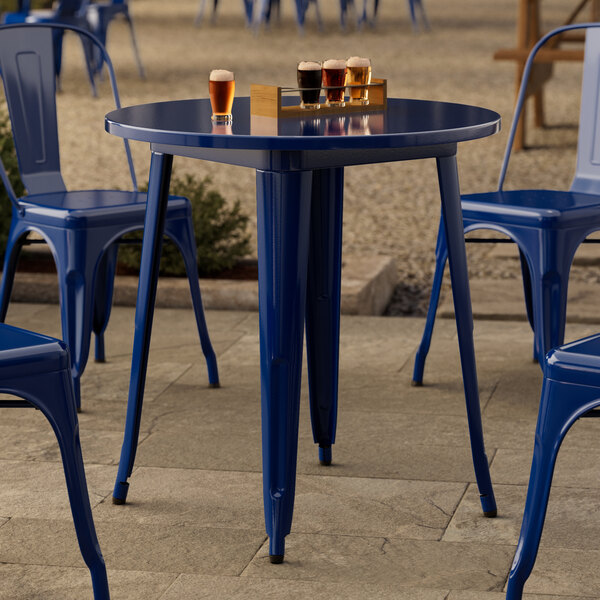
[105,97,500,151]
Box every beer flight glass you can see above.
[322,59,347,107]
[297,61,322,109]
[346,56,371,105]
[209,69,235,123]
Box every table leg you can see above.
[436,154,497,517]
[256,169,313,563]
[305,168,344,466]
[113,151,172,504]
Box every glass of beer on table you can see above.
[322,59,347,107]
[346,57,371,105]
[209,69,235,123]
[297,61,322,109]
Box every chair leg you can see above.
[339,0,348,29]
[407,0,418,30]
[506,378,600,599]
[0,226,26,322]
[164,218,219,387]
[124,12,145,79]
[415,0,430,30]
[313,0,323,31]
[8,368,109,599]
[78,33,98,98]
[523,232,579,364]
[93,244,119,363]
[194,0,208,25]
[517,249,537,360]
[53,232,99,410]
[412,216,447,385]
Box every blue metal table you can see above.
[105,97,500,562]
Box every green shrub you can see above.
[118,173,252,276]
[0,1,51,10]
[0,104,25,259]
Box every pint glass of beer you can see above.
[322,59,347,107]
[209,69,235,123]
[346,57,371,105]
[297,61,322,109]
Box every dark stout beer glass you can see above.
[297,61,322,109]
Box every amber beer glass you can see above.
[209,69,235,123]
[322,59,347,107]
[346,56,371,105]
[297,61,322,109]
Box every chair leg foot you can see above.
[319,444,332,466]
[411,379,423,387]
[480,493,497,517]
[269,554,284,564]
[112,480,129,504]
[209,381,221,388]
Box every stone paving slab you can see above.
[445,482,600,550]
[0,564,176,600]
[243,535,515,591]
[160,574,448,599]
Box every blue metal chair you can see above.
[506,332,600,598]
[0,322,109,598]
[196,0,254,26]
[0,23,219,408]
[413,23,600,385]
[2,0,97,95]
[356,0,428,30]
[86,0,145,79]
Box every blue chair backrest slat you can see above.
[572,27,600,194]
[0,26,65,195]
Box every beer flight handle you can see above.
[250,78,387,119]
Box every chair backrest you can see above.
[497,23,600,194]
[0,26,65,195]
[56,0,89,17]
[0,23,137,202]
[571,26,600,193]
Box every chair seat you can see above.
[546,333,600,386]
[461,189,600,229]
[20,190,190,228]
[0,323,69,378]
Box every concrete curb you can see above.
[8,254,398,316]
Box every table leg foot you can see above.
[269,554,284,564]
[411,379,423,387]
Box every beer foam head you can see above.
[298,61,322,71]
[346,56,370,67]
[209,69,234,81]
[323,59,346,70]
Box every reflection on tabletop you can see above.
[249,111,384,136]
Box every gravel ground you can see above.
[46,0,594,311]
